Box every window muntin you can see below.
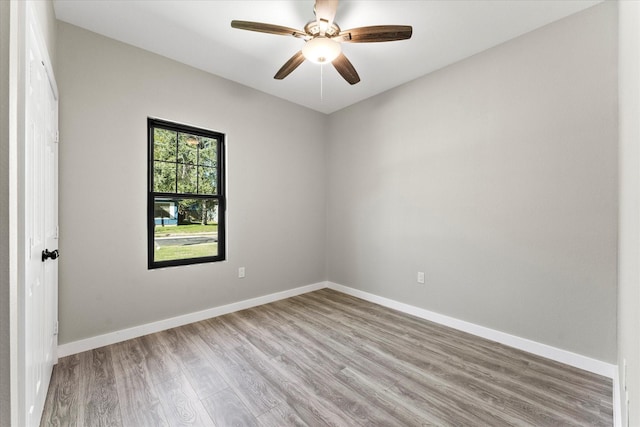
[148,118,225,268]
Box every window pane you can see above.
[154,128,177,162]
[149,118,225,268]
[153,197,219,262]
[199,137,218,167]
[177,132,198,166]
[198,166,217,195]
[154,161,176,193]
[177,163,197,193]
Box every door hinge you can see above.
[53,321,58,335]
[54,130,59,143]
[55,226,59,239]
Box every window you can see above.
[148,118,225,268]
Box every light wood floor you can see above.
[41,288,613,426]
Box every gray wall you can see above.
[56,22,327,344]
[618,1,640,424]
[326,2,618,362]
[1,1,11,425]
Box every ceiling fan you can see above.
[230,0,412,85]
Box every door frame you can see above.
[8,1,59,426]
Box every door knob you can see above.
[42,249,59,262]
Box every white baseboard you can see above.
[327,282,617,379]
[57,281,327,358]
[59,279,617,385]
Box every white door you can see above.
[23,5,59,426]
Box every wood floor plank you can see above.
[80,347,123,427]
[270,307,397,389]
[249,309,403,426]
[260,300,516,422]
[111,339,170,427]
[155,374,216,426]
[273,351,404,426]
[40,355,82,427]
[113,364,169,427]
[256,404,309,427]
[191,325,284,417]
[276,296,514,425]
[201,388,257,427]
[234,344,362,426]
[335,366,435,426]
[156,326,228,400]
[196,316,246,350]
[223,311,286,358]
[42,289,614,427]
[137,333,182,384]
[296,290,610,425]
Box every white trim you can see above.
[327,282,617,379]
[26,3,57,100]
[57,281,327,357]
[59,280,617,383]
[8,1,22,424]
[613,368,622,427]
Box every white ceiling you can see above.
[53,0,603,114]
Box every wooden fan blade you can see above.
[231,20,307,39]
[274,51,306,80]
[335,25,413,43]
[315,0,338,35]
[332,52,360,85]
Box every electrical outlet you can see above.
[417,271,425,284]
[238,267,245,278]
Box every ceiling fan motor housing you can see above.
[304,20,341,38]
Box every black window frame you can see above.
[147,117,226,269]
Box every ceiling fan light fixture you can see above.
[231,0,412,84]
[302,37,341,64]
